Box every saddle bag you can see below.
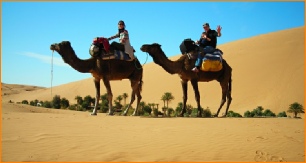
[200,54,223,72]
[89,37,110,57]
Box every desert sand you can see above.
[2,102,305,162]
[1,27,305,162]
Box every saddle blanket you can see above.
[101,50,134,61]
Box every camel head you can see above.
[141,43,165,65]
[50,41,76,63]
[140,43,162,54]
[50,41,72,54]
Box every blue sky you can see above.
[2,2,304,87]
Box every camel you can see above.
[140,43,232,117]
[50,41,143,116]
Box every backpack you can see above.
[179,38,197,54]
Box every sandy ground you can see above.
[2,102,304,162]
[1,27,305,162]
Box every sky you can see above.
[1,2,305,87]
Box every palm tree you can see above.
[288,102,304,118]
[122,93,128,106]
[161,92,174,116]
[116,95,123,105]
[161,98,166,109]
[75,95,83,105]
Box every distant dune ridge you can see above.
[2,26,304,115]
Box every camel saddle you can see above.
[89,37,134,61]
[183,48,223,72]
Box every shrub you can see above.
[52,95,61,109]
[190,108,203,117]
[68,104,78,110]
[277,111,287,117]
[244,110,253,117]
[100,101,108,113]
[263,109,276,117]
[202,108,212,118]
[43,101,52,108]
[252,106,264,117]
[81,101,90,110]
[227,110,242,117]
[167,108,174,117]
[60,98,70,109]
[152,108,159,117]
[30,100,35,106]
[22,100,29,104]
[143,105,152,115]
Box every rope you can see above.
[134,52,148,70]
[51,51,53,97]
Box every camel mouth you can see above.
[50,44,59,51]
[140,45,149,52]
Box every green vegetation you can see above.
[287,102,304,118]
[18,92,303,119]
[226,110,242,117]
[161,92,174,116]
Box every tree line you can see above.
[19,92,304,118]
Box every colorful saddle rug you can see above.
[101,50,134,61]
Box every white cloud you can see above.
[21,52,69,67]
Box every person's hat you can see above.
[203,23,210,27]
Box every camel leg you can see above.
[191,79,202,117]
[102,78,114,115]
[123,80,138,116]
[224,79,232,117]
[179,80,188,117]
[132,84,142,116]
[91,78,100,116]
[123,91,135,116]
[214,82,228,117]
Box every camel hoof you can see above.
[220,115,227,118]
[197,113,202,117]
[122,112,127,116]
[178,114,184,117]
[107,112,114,116]
[90,113,97,116]
[213,114,218,118]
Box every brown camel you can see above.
[140,43,232,117]
[50,41,143,116]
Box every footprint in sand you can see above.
[247,136,268,142]
[284,135,301,143]
[254,150,286,162]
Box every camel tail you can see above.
[139,80,143,93]
[139,70,143,93]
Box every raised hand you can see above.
[217,25,222,33]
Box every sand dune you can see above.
[1,27,305,162]
[2,26,304,115]
[2,102,305,162]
